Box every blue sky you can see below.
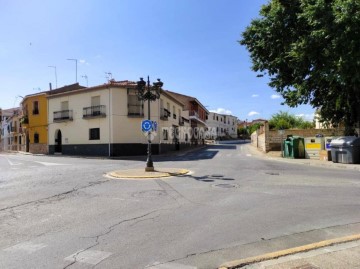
[0,0,315,121]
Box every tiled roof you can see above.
[109,80,137,87]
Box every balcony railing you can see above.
[54,110,73,122]
[160,108,171,120]
[189,110,199,118]
[83,105,106,119]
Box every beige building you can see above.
[0,108,23,152]
[47,80,191,156]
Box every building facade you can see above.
[0,108,22,152]
[206,112,238,139]
[165,91,209,143]
[47,80,191,156]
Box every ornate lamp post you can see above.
[136,76,163,171]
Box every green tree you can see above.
[269,111,314,130]
[240,0,360,135]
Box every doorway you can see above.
[55,130,62,153]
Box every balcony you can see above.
[20,116,29,126]
[54,110,73,122]
[160,108,171,121]
[189,110,207,125]
[83,105,106,119]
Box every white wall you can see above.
[48,89,111,146]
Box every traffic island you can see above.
[105,168,190,180]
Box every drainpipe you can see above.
[108,87,111,157]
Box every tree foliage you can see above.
[268,111,314,130]
[240,0,360,134]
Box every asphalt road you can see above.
[1,143,360,269]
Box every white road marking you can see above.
[246,154,252,157]
[6,158,22,166]
[34,161,69,166]
[3,241,47,254]
[65,250,112,265]
[146,262,197,268]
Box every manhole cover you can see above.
[213,184,237,188]
[211,174,224,178]
[132,190,167,198]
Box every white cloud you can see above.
[210,108,232,115]
[271,94,281,99]
[248,111,260,116]
[252,94,259,98]
[79,59,90,65]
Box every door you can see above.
[55,130,62,153]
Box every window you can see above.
[163,129,168,140]
[89,128,100,140]
[34,133,39,143]
[173,106,176,119]
[33,101,39,115]
[61,101,69,111]
[127,89,143,116]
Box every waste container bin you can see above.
[305,137,325,159]
[324,136,337,161]
[330,136,360,164]
[283,135,305,159]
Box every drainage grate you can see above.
[213,183,237,188]
[211,174,224,178]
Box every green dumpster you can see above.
[283,135,305,159]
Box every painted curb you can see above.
[106,169,190,179]
[219,234,360,269]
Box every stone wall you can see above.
[251,121,345,153]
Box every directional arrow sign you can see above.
[152,121,158,132]
[141,120,153,132]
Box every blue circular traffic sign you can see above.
[141,120,153,132]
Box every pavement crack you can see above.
[0,179,110,212]
[155,179,205,206]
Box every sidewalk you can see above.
[220,236,360,269]
[246,144,360,172]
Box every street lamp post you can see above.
[67,58,78,83]
[136,76,163,172]
[48,66,57,89]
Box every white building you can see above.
[206,112,238,139]
[0,108,22,151]
[47,80,192,156]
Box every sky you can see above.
[0,0,315,122]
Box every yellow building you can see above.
[21,92,49,154]
[20,83,85,154]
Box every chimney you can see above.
[49,83,52,91]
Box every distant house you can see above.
[206,112,238,139]
[165,91,209,144]
[0,108,22,151]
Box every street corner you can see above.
[105,168,191,180]
[218,233,360,269]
